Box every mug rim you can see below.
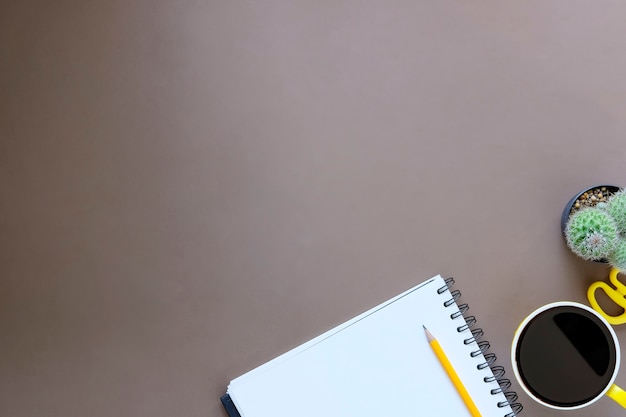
[511,301,621,410]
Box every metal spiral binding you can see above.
[438,277,523,417]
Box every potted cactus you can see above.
[563,185,626,270]
[565,207,618,261]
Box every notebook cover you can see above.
[220,394,242,417]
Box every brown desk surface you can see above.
[2,2,626,416]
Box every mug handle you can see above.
[607,384,626,408]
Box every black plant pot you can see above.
[561,184,622,263]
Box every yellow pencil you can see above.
[424,325,482,417]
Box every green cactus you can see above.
[609,238,626,271]
[606,189,626,234]
[565,207,618,260]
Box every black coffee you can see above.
[515,305,617,407]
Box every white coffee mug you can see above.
[511,301,626,410]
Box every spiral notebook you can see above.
[221,275,522,417]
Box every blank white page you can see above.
[227,275,514,417]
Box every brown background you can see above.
[3,1,626,416]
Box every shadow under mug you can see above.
[511,301,626,410]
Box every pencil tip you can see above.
[423,325,434,341]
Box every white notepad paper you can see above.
[225,275,517,417]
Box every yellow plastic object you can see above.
[607,384,626,408]
[587,268,626,325]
